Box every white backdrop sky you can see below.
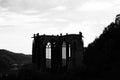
[0,0,120,54]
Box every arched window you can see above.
[62,41,66,59]
[69,44,71,58]
[46,42,51,68]
[62,41,66,66]
[46,42,51,59]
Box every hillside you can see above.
[0,49,32,72]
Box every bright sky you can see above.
[0,0,120,54]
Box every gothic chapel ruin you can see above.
[32,32,84,71]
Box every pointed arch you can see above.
[46,42,51,68]
[62,41,66,59]
[69,44,71,58]
[62,41,67,66]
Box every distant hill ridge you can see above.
[0,49,32,72]
[0,49,67,72]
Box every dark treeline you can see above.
[84,19,120,78]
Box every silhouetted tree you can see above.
[84,16,120,78]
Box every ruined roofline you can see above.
[32,32,83,38]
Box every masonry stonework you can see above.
[32,32,84,71]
